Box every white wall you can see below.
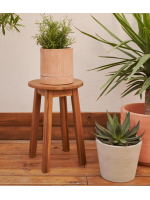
[0,13,144,113]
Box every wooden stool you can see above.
[28,79,86,173]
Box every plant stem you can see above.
[145,89,150,115]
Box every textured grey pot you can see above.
[96,139,142,183]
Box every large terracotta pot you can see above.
[96,138,142,182]
[121,103,150,165]
[40,48,73,85]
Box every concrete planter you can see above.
[96,138,142,183]
[40,48,73,85]
[121,103,150,166]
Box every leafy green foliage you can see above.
[33,15,75,49]
[79,14,150,99]
[0,13,24,35]
[94,111,144,146]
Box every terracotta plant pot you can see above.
[96,138,142,183]
[40,48,74,85]
[121,103,150,166]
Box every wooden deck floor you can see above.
[0,140,150,186]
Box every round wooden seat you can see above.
[28,79,86,173]
[28,79,83,90]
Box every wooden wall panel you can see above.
[0,126,43,140]
[0,112,120,126]
[0,112,120,140]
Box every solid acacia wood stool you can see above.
[28,79,86,173]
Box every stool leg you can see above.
[42,91,53,173]
[29,89,41,158]
[59,96,70,152]
[71,88,86,165]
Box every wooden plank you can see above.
[37,89,46,96]
[51,126,96,140]
[0,154,99,176]
[84,157,150,177]
[0,112,120,126]
[53,90,72,97]
[29,89,41,157]
[136,165,150,176]
[0,140,149,186]
[87,176,150,186]
[28,79,83,91]
[59,96,70,151]
[0,126,96,140]
[0,168,94,177]
[0,141,148,177]
[71,89,86,165]
[0,155,84,168]
[0,113,43,126]
[0,176,87,186]
[0,126,43,140]
[42,91,53,173]
[0,140,95,155]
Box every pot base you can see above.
[40,75,74,85]
[138,162,150,166]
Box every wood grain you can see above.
[59,96,69,151]
[37,89,45,96]
[53,90,72,97]
[0,140,149,185]
[0,126,42,140]
[87,176,150,186]
[28,79,83,91]
[42,91,53,173]
[51,126,96,140]
[0,140,95,155]
[0,176,86,186]
[29,89,41,158]
[0,112,120,126]
[72,89,86,165]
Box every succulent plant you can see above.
[94,111,144,146]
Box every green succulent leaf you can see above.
[92,132,109,140]
[95,127,110,139]
[95,121,115,138]
[123,121,140,138]
[94,111,144,146]
[107,121,114,133]
[121,112,130,135]
[120,139,127,144]
[106,111,113,126]
[115,125,122,139]
[126,131,145,142]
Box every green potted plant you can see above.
[0,13,24,35]
[94,111,144,183]
[77,13,150,166]
[33,15,75,85]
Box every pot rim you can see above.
[121,103,150,118]
[96,138,142,149]
[40,47,73,50]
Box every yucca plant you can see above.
[94,111,144,146]
[0,13,24,35]
[78,13,150,115]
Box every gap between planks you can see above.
[0,140,149,186]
